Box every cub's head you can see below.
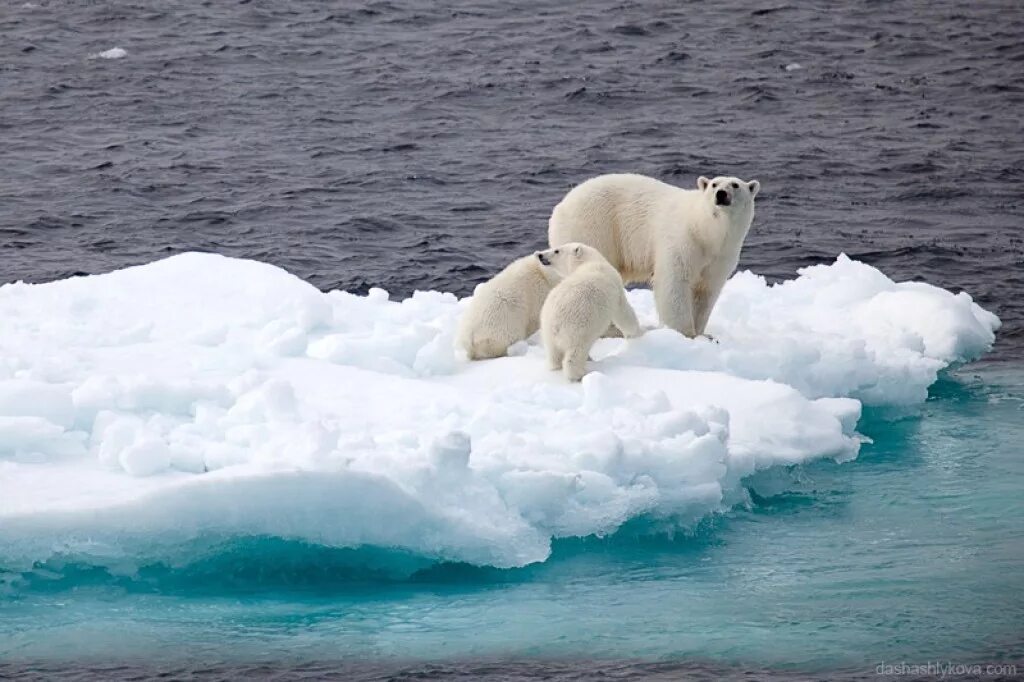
[697,176,760,210]
[536,242,600,277]
[531,247,563,285]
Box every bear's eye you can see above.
[554,249,560,254]
[731,182,739,189]
[711,182,717,189]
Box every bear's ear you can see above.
[573,244,583,257]
[748,180,760,197]
[698,176,711,191]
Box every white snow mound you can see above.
[0,253,998,569]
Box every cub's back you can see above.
[541,262,620,329]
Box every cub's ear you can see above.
[698,176,711,191]
[573,244,583,256]
[748,180,760,196]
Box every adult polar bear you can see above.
[548,173,760,338]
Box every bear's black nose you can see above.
[537,253,550,266]
[715,189,731,206]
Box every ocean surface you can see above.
[3,0,1023,357]
[2,366,1022,680]
[2,0,1023,679]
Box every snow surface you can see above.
[0,253,999,569]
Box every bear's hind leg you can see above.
[471,336,509,360]
[544,333,564,371]
[562,348,588,382]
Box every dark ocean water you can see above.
[3,1,1024,680]
[2,0,1023,355]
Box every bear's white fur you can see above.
[538,242,640,381]
[457,252,562,360]
[549,173,759,338]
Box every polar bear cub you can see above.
[549,173,759,338]
[538,242,640,381]
[457,252,563,360]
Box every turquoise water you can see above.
[2,365,1022,672]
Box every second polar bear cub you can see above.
[539,242,640,381]
[549,173,760,338]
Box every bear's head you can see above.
[697,176,760,210]
[536,242,600,278]
[531,247,565,285]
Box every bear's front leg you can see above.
[692,279,723,338]
[653,271,697,338]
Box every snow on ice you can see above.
[0,253,999,569]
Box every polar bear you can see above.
[456,252,563,360]
[538,242,640,381]
[548,173,760,338]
